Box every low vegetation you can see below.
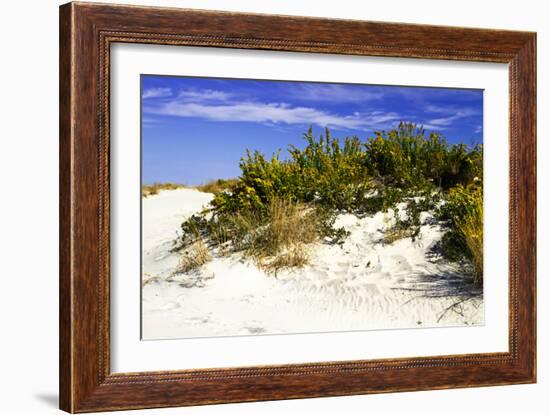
[437,181,483,282]
[459,204,483,283]
[243,198,320,272]
[178,122,483,282]
[142,182,185,197]
[382,199,424,245]
[143,180,240,198]
[196,178,239,195]
[173,238,212,274]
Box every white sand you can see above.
[142,189,483,339]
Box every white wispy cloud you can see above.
[142,117,163,127]
[426,105,454,114]
[177,89,233,102]
[142,87,172,99]
[144,99,401,131]
[289,83,383,103]
[142,87,479,132]
[424,105,480,127]
[427,111,476,127]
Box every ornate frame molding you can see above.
[60,2,536,412]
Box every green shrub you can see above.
[438,181,482,224]
[179,123,483,276]
[383,199,423,244]
[365,122,482,190]
[210,128,372,215]
[437,181,483,282]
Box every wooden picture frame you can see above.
[59,2,536,412]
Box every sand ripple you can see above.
[142,190,483,339]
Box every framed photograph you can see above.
[59,2,536,412]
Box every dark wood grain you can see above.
[59,2,536,412]
[59,3,73,411]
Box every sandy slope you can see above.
[142,188,214,283]
[142,189,483,339]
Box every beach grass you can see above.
[174,239,212,274]
[196,178,239,194]
[245,198,319,272]
[142,182,185,198]
[457,194,483,283]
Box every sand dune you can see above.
[142,188,483,339]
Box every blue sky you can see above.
[141,75,483,185]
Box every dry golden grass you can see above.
[383,226,414,244]
[458,200,483,283]
[250,198,319,258]
[142,183,185,198]
[262,246,310,273]
[173,239,212,274]
[208,199,321,272]
[178,198,323,274]
[196,178,238,194]
[382,211,413,244]
[223,198,321,273]
[142,274,161,286]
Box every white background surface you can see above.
[112,44,509,372]
[0,0,547,414]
